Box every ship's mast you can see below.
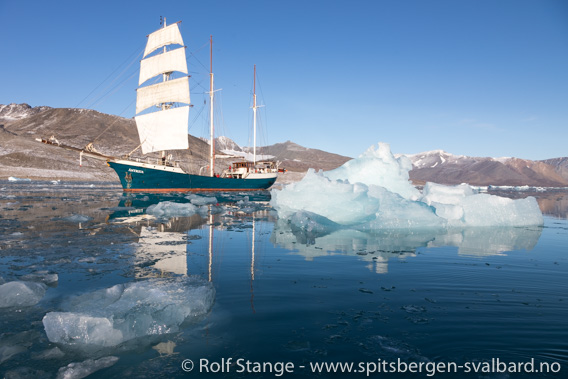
[161,17,168,163]
[209,35,215,177]
[253,65,257,165]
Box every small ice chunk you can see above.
[33,346,65,360]
[56,356,119,379]
[62,214,92,223]
[44,313,124,347]
[146,201,198,218]
[0,344,26,364]
[8,177,31,182]
[0,281,47,308]
[20,271,58,285]
[152,341,176,356]
[186,194,217,205]
[43,276,215,347]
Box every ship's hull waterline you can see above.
[108,161,277,192]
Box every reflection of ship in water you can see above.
[271,219,543,274]
[107,192,269,283]
[108,192,271,220]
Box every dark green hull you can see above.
[108,161,277,192]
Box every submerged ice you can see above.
[43,276,215,347]
[0,281,47,308]
[271,143,543,229]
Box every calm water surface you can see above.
[0,181,567,378]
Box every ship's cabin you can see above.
[222,160,279,179]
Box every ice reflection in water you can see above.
[273,217,542,273]
[0,181,566,378]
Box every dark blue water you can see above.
[0,181,566,378]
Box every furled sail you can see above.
[135,106,190,154]
[135,21,190,154]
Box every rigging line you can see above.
[85,56,141,110]
[188,41,211,73]
[88,69,139,110]
[75,44,145,109]
[53,47,142,138]
[189,102,206,131]
[92,98,136,144]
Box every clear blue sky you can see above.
[1,0,567,160]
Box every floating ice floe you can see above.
[56,356,119,379]
[8,176,31,182]
[43,276,215,347]
[271,143,543,229]
[186,194,218,206]
[146,201,200,218]
[20,270,59,285]
[62,214,93,223]
[0,281,47,308]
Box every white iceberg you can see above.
[271,143,543,229]
[42,277,214,347]
[0,281,47,308]
[420,182,544,227]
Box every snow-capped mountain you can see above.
[403,150,568,187]
[215,136,243,152]
[0,103,51,121]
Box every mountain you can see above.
[0,103,51,121]
[541,157,568,181]
[0,104,213,180]
[0,104,348,181]
[254,140,351,172]
[405,150,568,187]
[214,136,243,152]
[214,137,350,171]
[1,104,567,187]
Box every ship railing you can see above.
[128,157,179,168]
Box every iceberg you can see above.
[270,143,543,228]
[0,281,47,308]
[43,276,215,347]
[420,182,544,227]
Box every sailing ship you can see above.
[41,19,281,192]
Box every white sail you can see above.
[135,106,190,154]
[144,23,184,58]
[136,76,190,114]
[139,47,188,85]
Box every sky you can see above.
[1,0,567,160]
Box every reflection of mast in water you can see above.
[137,221,188,277]
[208,206,213,282]
[250,217,256,313]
